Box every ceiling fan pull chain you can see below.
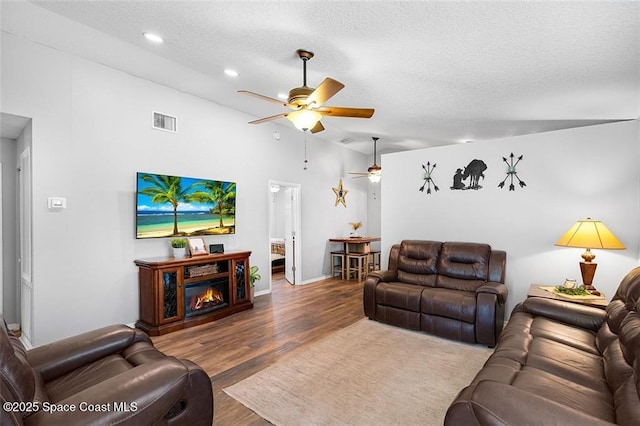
[303,131,308,170]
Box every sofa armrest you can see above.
[515,297,606,332]
[446,380,614,425]
[363,270,397,318]
[28,325,150,381]
[367,269,398,282]
[476,281,508,304]
[26,358,209,426]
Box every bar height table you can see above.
[329,237,381,280]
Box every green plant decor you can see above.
[249,265,261,288]
[554,286,590,296]
[171,238,187,248]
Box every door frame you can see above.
[0,163,3,313]
[268,180,302,290]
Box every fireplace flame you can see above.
[191,287,224,311]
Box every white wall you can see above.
[381,120,640,316]
[1,32,370,345]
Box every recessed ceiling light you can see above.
[224,69,238,77]
[143,32,164,43]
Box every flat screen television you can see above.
[136,172,236,239]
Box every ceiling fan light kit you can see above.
[238,49,374,133]
[368,168,382,183]
[350,137,383,183]
[287,109,322,131]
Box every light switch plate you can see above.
[47,197,67,210]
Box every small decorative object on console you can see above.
[188,237,208,256]
[349,221,363,237]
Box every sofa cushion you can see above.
[530,316,602,355]
[374,282,422,312]
[436,242,490,292]
[396,240,441,286]
[45,354,133,402]
[421,287,477,323]
[512,366,615,422]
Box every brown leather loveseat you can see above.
[446,266,640,425]
[363,240,507,347]
[1,316,213,425]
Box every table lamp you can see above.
[555,218,625,289]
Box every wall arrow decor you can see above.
[498,153,526,191]
[419,162,439,194]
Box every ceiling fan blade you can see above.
[349,172,369,176]
[248,113,287,124]
[238,90,292,107]
[306,78,344,107]
[309,121,325,133]
[317,106,375,118]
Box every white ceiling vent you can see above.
[152,111,177,133]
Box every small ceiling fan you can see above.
[350,137,382,183]
[238,49,375,133]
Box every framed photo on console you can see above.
[188,237,208,256]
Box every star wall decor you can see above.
[332,179,348,207]
[498,152,526,191]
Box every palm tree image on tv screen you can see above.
[136,172,236,239]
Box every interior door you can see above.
[284,187,296,284]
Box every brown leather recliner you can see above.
[445,266,640,425]
[364,240,507,347]
[1,316,213,425]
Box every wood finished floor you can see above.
[152,273,365,425]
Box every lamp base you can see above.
[579,261,597,290]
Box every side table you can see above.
[527,284,608,309]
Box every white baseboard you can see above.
[20,335,33,350]
[300,274,331,285]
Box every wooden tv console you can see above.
[134,251,252,336]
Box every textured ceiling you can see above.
[3,1,639,155]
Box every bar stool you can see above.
[331,250,346,279]
[347,252,370,281]
[368,250,381,272]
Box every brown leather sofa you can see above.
[1,316,213,425]
[363,240,507,347]
[446,266,640,425]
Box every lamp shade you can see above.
[287,109,322,131]
[555,218,625,250]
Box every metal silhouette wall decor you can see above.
[498,153,526,191]
[450,159,487,190]
[419,162,439,194]
[332,178,348,207]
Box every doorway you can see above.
[0,112,32,342]
[268,180,302,289]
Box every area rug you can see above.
[223,318,493,425]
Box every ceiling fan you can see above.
[350,137,382,183]
[238,49,375,133]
